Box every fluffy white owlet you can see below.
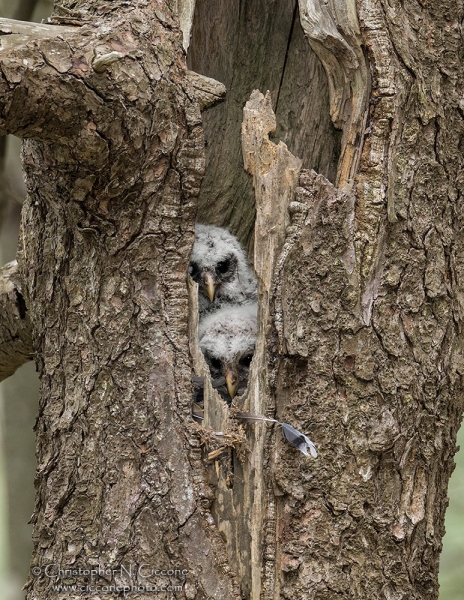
[189,223,257,316]
[199,303,257,400]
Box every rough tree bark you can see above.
[0,2,236,599]
[0,1,463,600]
[189,2,464,598]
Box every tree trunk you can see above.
[0,2,235,599]
[0,0,462,599]
[188,3,464,598]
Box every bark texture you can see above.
[231,2,464,599]
[0,2,238,598]
[0,0,462,599]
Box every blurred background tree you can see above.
[0,2,461,599]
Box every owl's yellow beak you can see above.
[203,270,216,302]
[225,365,239,399]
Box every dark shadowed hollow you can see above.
[187,0,341,253]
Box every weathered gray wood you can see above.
[178,0,196,50]
[298,0,369,186]
[0,17,74,36]
[242,89,302,599]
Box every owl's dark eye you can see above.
[209,358,222,371]
[216,259,230,274]
[189,262,199,279]
[239,354,253,367]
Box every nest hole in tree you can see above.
[186,0,342,439]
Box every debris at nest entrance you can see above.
[192,420,248,463]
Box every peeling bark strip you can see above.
[241,92,304,600]
[0,1,241,598]
[298,0,370,186]
[0,260,33,381]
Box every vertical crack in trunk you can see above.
[274,1,298,117]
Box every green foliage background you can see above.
[439,425,464,599]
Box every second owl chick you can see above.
[190,223,257,317]
[199,303,257,400]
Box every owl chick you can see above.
[199,303,257,400]
[189,223,257,316]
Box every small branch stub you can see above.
[185,70,226,110]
